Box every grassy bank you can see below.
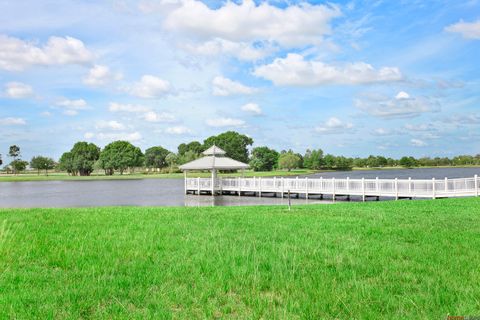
[0,169,316,183]
[1,198,479,318]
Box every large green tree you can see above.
[303,149,324,170]
[68,142,101,176]
[30,156,55,175]
[99,141,144,175]
[145,146,170,169]
[10,160,28,173]
[249,146,279,172]
[203,131,253,163]
[178,141,203,156]
[165,153,178,173]
[8,145,21,174]
[278,152,301,171]
[58,152,76,175]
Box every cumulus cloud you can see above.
[95,120,126,131]
[83,65,122,86]
[410,138,427,147]
[445,20,480,40]
[355,92,440,119]
[55,98,89,116]
[315,117,353,134]
[4,82,33,98]
[206,117,245,127]
[165,126,192,134]
[0,117,26,125]
[108,102,150,113]
[241,103,262,115]
[253,54,402,86]
[143,111,176,123]
[84,131,142,142]
[182,38,275,61]
[164,0,341,48]
[212,76,257,96]
[0,35,94,71]
[126,75,172,98]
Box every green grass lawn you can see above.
[0,169,316,182]
[1,198,479,318]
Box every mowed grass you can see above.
[1,198,479,319]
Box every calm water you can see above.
[0,167,478,208]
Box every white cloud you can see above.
[410,138,427,147]
[143,111,175,123]
[0,117,26,125]
[445,20,480,40]
[212,76,257,96]
[182,38,275,61]
[84,131,142,142]
[241,103,262,115]
[355,92,439,119]
[254,54,402,86]
[83,65,122,86]
[4,82,33,98]
[0,35,94,71]
[108,102,150,113]
[126,75,172,98]
[395,91,410,100]
[95,120,126,131]
[165,126,192,134]
[373,128,393,136]
[164,0,341,48]
[55,98,88,116]
[315,117,353,134]
[206,117,245,127]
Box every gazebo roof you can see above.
[179,155,249,171]
[202,145,226,156]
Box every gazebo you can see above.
[179,145,249,195]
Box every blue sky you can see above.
[0,0,479,161]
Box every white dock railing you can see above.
[185,175,480,200]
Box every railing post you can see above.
[475,175,478,197]
[432,178,436,199]
[305,177,309,199]
[184,171,187,194]
[238,176,241,196]
[362,177,365,202]
[332,177,336,201]
[281,177,284,198]
[346,177,350,193]
[408,177,412,194]
[296,176,299,191]
[395,178,398,200]
[197,177,200,195]
[259,177,262,197]
[273,177,277,194]
[444,177,448,194]
[376,177,379,193]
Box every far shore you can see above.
[1,165,480,183]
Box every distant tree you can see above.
[323,154,336,169]
[8,145,21,174]
[249,146,279,172]
[399,156,417,168]
[334,156,353,170]
[165,152,178,173]
[278,152,301,171]
[178,150,199,165]
[178,141,203,156]
[58,152,76,175]
[145,146,170,169]
[303,149,324,170]
[30,156,55,175]
[203,131,253,163]
[99,141,144,175]
[10,160,28,173]
[69,142,101,176]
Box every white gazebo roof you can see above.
[202,145,226,156]
[179,145,249,171]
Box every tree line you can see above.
[1,130,480,175]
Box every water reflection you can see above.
[184,195,332,207]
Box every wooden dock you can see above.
[185,175,480,201]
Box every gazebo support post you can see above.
[211,169,216,195]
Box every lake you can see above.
[1,167,479,208]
